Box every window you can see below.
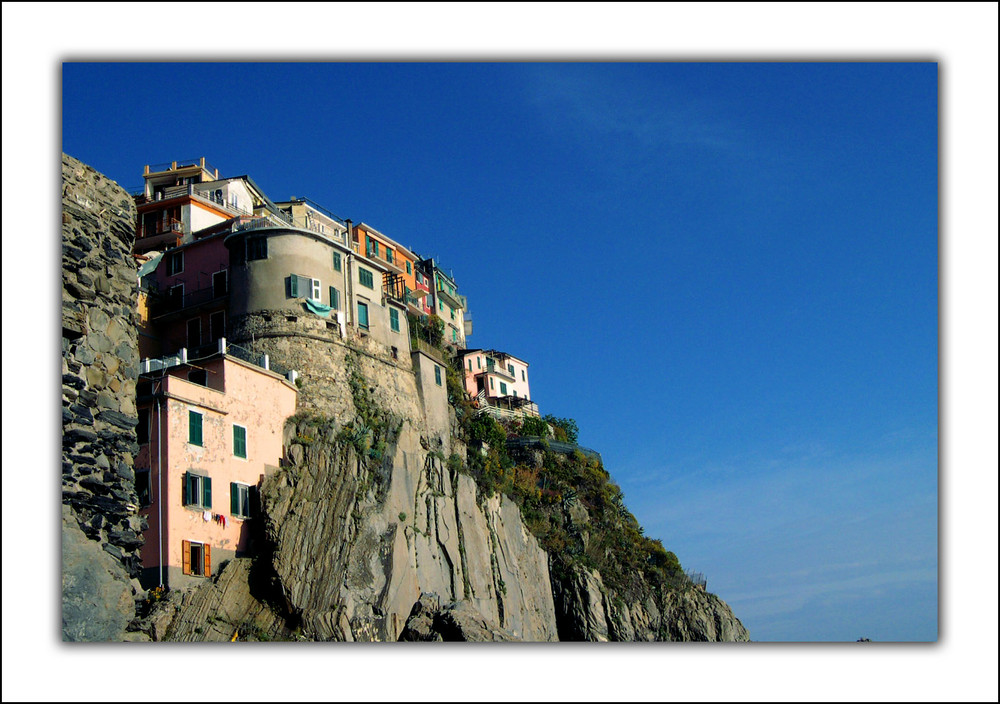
[434,365,442,386]
[450,308,455,320]
[168,283,184,307]
[288,274,320,300]
[508,364,515,376]
[390,308,400,332]
[366,236,379,258]
[188,410,203,446]
[386,249,394,264]
[136,469,151,507]
[477,357,481,369]
[359,267,374,289]
[452,328,457,342]
[212,270,227,298]
[406,261,412,275]
[329,286,340,310]
[468,359,472,371]
[439,300,444,312]
[333,251,342,272]
[489,377,494,390]
[247,237,268,261]
[233,424,247,459]
[230,482,257,519]
[357,301,369,330]
[137,408,150,445]
[210,310,225,342]
[187,369,207,387]
[522,370,526,381]
[166,250,184,276]
[500,381,507,395]
[183,471,212,509]
[182,540,211,577]
[513,390,518,398]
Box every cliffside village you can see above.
[130,158,540,589]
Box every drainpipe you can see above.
[344,220,354,327]
[155,385,164,588]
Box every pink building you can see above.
[460,349,539,419]
[135,348,297,589]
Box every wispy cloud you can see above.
[522,65,744,155]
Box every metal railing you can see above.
[505,436,601,462]
[151,284,227,317]
[147,158,217,175]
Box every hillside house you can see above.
[134,345,297,589]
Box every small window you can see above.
[288,274,319,300]
[187,369,207,387]
[183,472,212,509]
[333,251,342,272]
[233,425,247,459]
[489,377,494,390]
[183,540,211,577]
[434,365,442,386]
[522,370,526,381]
[137,408,150,445]
[329,286,340,310]
[166,250,184,276]
[406,261,412,275]
[357,301,369,330]
[477,357,481,369]
[390,308,400,332]
[230,482,256,519]
[468,359,472,371]
[500,382,507,395]
[188,410,203,446]
[359,267,374,289]
[212,270,227,298]
[247,237,268,261]
[508,364,515,376]
[136,469,151,507]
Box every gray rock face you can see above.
[551,563,750,642]
[62,506,135,641]
[258,413,559,642]
[399,592,518,641]
[61,154,144,640]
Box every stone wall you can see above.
[61,153,145,640]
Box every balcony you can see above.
[150,283,228,319]
[436,286,463,311]
[478,362,515,381]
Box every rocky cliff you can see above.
[60,155,747,643]
[61,154,145,641]
[140,334,747,642]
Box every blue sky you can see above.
[61,61,939,642]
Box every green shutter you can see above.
[203,476,212,509]
[390,308,400,332]
[357,302,369,329]
[289,274,299,297]
[189,411,202,446]
[231,482,239,515]
[406,261,412,274]
[333,252,341,271]
[330,286,340,310]
[234,425,247,458]
[434,365,442,386]
[183,472,191,506]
